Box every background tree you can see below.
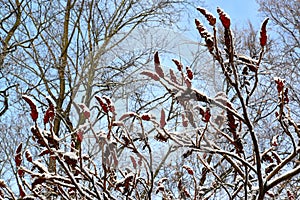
[257,0,300,118]
[0,0,43,190]
[1,1,300,200]
[256,0,300,197]
[0,0,200,195]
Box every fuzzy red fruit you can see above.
[141,113,151,121]
[154,51,164,78]
[18,169,24,177]
[22,95,38,122]
[196,7,216,26]
[186,66,193,80]
[274,77,284,93]
[102,96,116,113]
[183,165,194,175]
[203,109,211,122]
[15,143,23,167]
[130,156,137,169]
[95,96,109,113]
[141,70,160,81]
[182,114,188,127]
[25,150,33,162]
[160,108,166,128]
[77,130,84,143]
[44,97,55,125]
[172,59,183,71]
[217,7,231,29]
[260,18,269,47]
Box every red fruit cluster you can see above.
[25,150,33,162]
[160,109,166,128]
[260,18,269,47]
[95,95,115,114]
[172,59,182,71]
[154,51,164,78]
[195,19,214,50]
[76,130,84,143]
[22,95,38,122]
[274,77,284,93]
[186,66,193,80]
[197,7,216,26]
[95,96,108,113]
[141,70,160,81]
[226,103,243,153]
[44,98,55,125]
[155,132,169,142]
[274,77,289,104]
[15,143,23,167]
[183,165,194,175]
[217,7,231,29]
[198,107,211,123]
[169,69,178,84]
[141,113,152,121]
[102,96,115,113]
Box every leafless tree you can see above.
[257,0,300,117]
[0,0,201,197]
[1,1,300,200]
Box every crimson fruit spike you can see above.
[260,18,269,47]
[196,7,216,26]
[154,51,164,78]
[217,7,231,29]
[22,95,38,122]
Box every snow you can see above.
[63,152,78,161]
[116,172,135,185]
[192,88,207,99]
[22,195,36,200]
[43,130,60,142]
[77,103,90,113]
[119,112,137,121]
[75,122,89,133]
[158,177,168,183]
[32,160,49,173]
[112,121,124,126]
[271,135,279,146]
[22,95,35,103]
[46,96,56,107]
[273,77,285,82]
[237,55,258,64]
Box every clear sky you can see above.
[204,0,262,28]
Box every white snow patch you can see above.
[274,77,285,82]
[32,160,49,173]
[64,152,78,161]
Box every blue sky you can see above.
[183,0,263,40]
[204,0,261,28]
